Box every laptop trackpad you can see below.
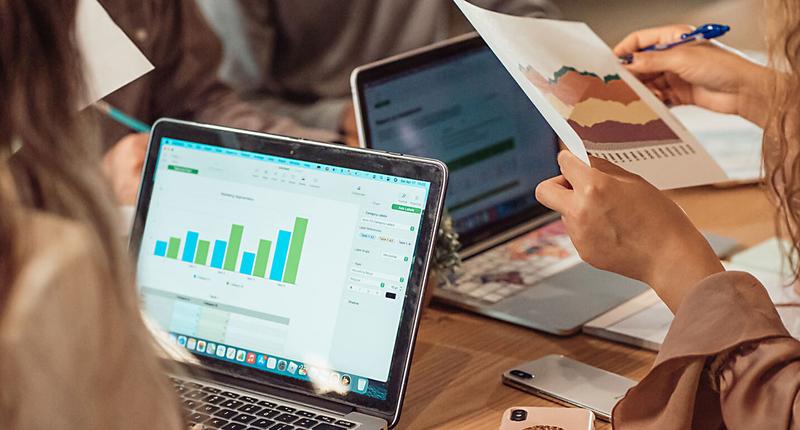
[494,263,649,335]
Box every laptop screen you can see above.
[359,39,559,245]
[136,137,431,402]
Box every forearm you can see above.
[644,226,725,314]
[736,62,775,128]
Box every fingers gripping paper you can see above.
[76,0,154,110]
[454,0,727,189]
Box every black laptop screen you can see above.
[359,38,559,247]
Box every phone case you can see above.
[499,407,594,430]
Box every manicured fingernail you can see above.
[619,54,633,64]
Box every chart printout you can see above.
[455,0,727,189]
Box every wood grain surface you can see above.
[396,184,775,429]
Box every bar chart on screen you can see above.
[152,217,309,284]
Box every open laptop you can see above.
[351,34,735,335]
[129,119,447,429]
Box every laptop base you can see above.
[173,373,387,430]
[437,263,648,336]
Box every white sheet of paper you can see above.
[605,290,672,347]
[75,0,154,109]
[454,0,727,189]
[672,105,763,183]
[730,237,793,276]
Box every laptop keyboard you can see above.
[172,377,358,430]
[445,253,557,303]
[441,221,581,304]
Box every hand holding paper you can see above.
[454,0,727,189]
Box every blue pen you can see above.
[620,24,730,64]
[93,100,151,133]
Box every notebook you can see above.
[584,238,800,351]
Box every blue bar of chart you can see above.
[182,231,199,263]
[269,230,291,281]
[240,252,256,275]
[211,240,227,269]
[152,219,308,285]
[154,240,168,257]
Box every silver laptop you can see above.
[351,34,735,336]
[129,119,448,429]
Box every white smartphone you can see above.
[502,355,636,421]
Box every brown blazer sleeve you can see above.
[612,271,800,429]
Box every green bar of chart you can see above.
[194,240,210,265]
[253,240,272,278]
[282,217,308,284]
[223,224,244,271]
[166,237,181,259]
[154,218,308,283]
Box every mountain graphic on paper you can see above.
[521,65,680,150]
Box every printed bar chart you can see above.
[152,218,309,284]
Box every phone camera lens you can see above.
[510,369,533,379]
[510,409,528,422]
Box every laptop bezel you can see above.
[350,33,559,251]
[129,119,448,425]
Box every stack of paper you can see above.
[672,106,763,184]
[584,238,799,351]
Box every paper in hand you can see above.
[75,0,154,110]
[454,0,727,189]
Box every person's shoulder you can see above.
[1,212,108,340]
[17,211,98,270]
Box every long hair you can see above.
[0,1,183,427]
[765,0,800,279]
[0,0,126,300]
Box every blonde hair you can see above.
[0,0,182,427]
[765,0,800,279]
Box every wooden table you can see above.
[396,184,776,429]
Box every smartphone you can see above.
[502,355,636,421]
[499,407,595,430]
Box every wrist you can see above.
[644,229,725,313]
[736,63,773,127]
